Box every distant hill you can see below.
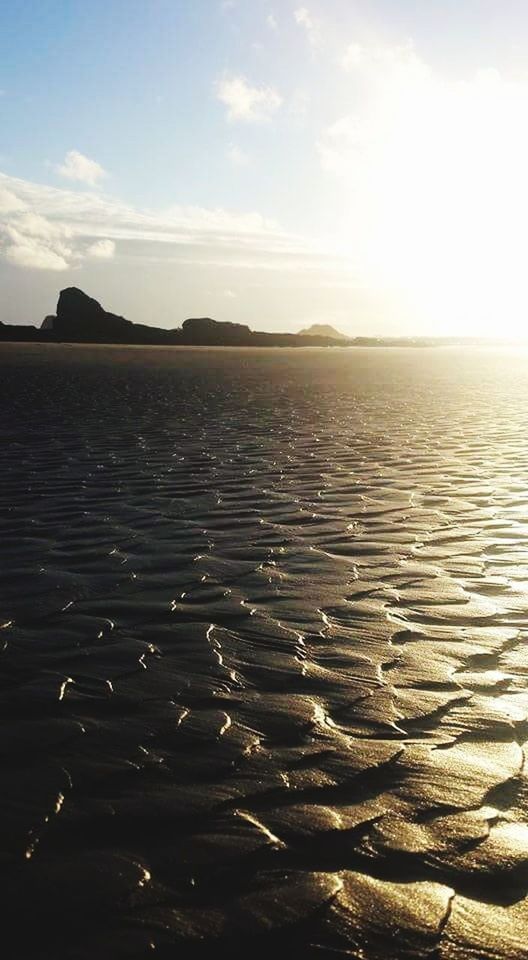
[0,287,350,347]
[50,288,134,341]
[298,323,349,341]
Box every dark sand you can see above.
[1,343,528,959]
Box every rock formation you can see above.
[1,287,351,346]
[181,317,253,345]
[298,323,349,341]
[51,287,133,341]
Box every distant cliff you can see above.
[0,287,350,347]
[181,317,253,345]
[41,288,172,344]
[298,323,349,341]
[51,288,133,340]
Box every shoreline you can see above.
[0,336,523,350]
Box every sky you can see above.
[3,0,528,336]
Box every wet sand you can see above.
[1,343,528,959]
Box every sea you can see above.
[1,343,528,959]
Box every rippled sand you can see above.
[2,343,528,959]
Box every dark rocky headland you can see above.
[0,286,489,347]
[0,287,352,347]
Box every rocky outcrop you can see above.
[51,287,134,341]
[3,287,354,346]
[0,321,46,342]
[298,323,349,341]
[181,317,253,345]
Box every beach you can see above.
[1,343,528,959]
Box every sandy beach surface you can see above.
[1,343,528,959]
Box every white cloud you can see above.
[223,288,237,298]
[226,143,249,166]
[56,150,107,186]
[340,39,429,91]
[1,200,74,271]
[0,186,27,214]
[267,13,278,30]
[87,238,115,259]
[4,240,69,271]
[294,7,320,47]
[215,74,282,122]
[13,211,72,240]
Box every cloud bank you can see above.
[0,172,325,275]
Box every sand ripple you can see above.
[1,344,528,958]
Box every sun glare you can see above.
[327,49,528,337]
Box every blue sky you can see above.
[3,1,528,335]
